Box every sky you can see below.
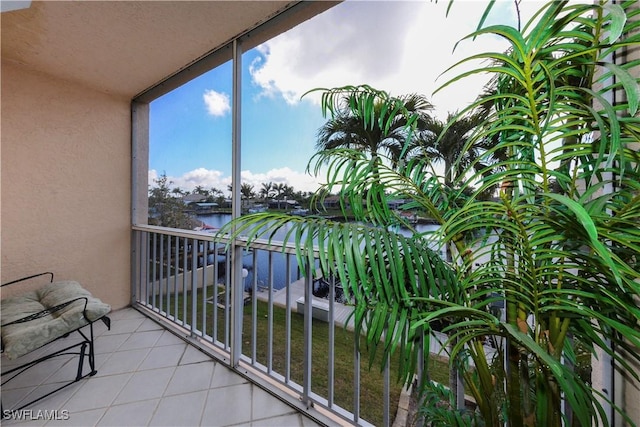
[149,0,544,197]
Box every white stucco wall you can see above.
[1,61,132,309]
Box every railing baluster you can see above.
[147,232,152,306]
[190,237,198,336]
[302,259,313,408]
[182,237,188,327]
[173,235,179,319]
[165,235,171,316]
[383,331,390,427]
[202,239,208,336]
[285,254,291,383]
[212,242,219,343]
[251,250,258,363]
[159,233,164,314]
[151,233,157,308]
[267,250,274,374]
[224,250,231,349]
[354,343,361,424]
[328,274,335,408]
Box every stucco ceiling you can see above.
[1,1,334,99]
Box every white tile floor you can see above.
[1,308,328,427]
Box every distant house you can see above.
[267,199,297,209]
[321,195,339,209]
[387,199,410,210]
[195,202,218,211]
[398,210,418,224]
[182,194,207,205]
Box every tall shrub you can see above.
[219,1,640,425]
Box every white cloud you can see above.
[203,89,231,117]
[149,168,232,193]
[149,167,322,195]
[248,0,534,119]
[241,167,321,194]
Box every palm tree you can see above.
[259,182,274,200]
[409,111,499,191]
[192,185,207,196]
[219,2,640,426]
[273,183,285,199]
[315,88,433,167]
[240,183,255,200]
[281,184,295,199]
[207,187,223,203]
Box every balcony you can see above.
[1,307,330,426]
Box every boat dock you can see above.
[253,276,357,330]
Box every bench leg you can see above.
[1,320,104,416]
[75,322,98,379]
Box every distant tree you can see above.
[206,187,224,203]
[273,183,286,199]
[260,182,274,200]
[282,184,295,199]
[148,173,199,229]
[315,89,433,167]
[171,187,186,197]
[240,183,255,200]
[192,185,207,196]
[407,112,483,187]
[189,186,224,203]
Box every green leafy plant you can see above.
[218,1,640,425]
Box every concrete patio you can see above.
[1,308,329,427]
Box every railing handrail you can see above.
[132,223,319,257]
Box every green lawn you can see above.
[173,287,449,426]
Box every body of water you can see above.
[197,213,442,294]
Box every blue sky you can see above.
[149,0,542,196]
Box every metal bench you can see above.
[1,272,111,416]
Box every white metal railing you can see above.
[131,224,395,426]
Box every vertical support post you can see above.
[302,260,313,407]
[131,101,149,305]
[230,38,244,367]
[593,39,616,427]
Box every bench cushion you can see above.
[1,281,111,360]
